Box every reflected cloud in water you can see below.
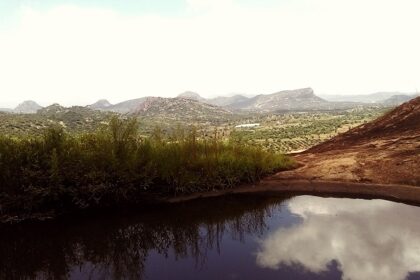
[3,195,419,280]
[257,196,420,280]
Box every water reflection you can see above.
[0,195,284,280]
[257,196,420,280]
[2,195,420,280]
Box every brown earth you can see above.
[282,96,420,186]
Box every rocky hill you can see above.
[88,99,112,110]
[206,95,249,107]
[308,96,420,151]
[37,103,66,116]
[278,96,420,186]
[103,97,149,114]
[229,88,332,112]
[177,91,206,102]
[14,100,43,114]
[381,94,418,106]
[131,97,233,123]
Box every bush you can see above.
[0,117,294,219]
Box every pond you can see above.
[1,195,420,280]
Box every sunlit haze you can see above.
[0,0,419,107]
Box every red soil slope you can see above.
[274,96,420,186]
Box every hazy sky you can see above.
[0,0,419,107]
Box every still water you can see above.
[1,195,420,280]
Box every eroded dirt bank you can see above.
[276,134,420,186]
[287,96,420,186]
[164,178,420,206]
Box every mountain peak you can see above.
[130,97,232,123]
[270,87,316,98]
[231,87,327,111]
[89,99,112,110]
[14,100,43,114]
[177,91,205,101]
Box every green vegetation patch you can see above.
[0,117,293,222]
[229,107,387,153]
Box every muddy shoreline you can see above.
[2,177,420,224]
[162,177,420,207]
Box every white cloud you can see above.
[0,0,419,107]
[256,196,420,280]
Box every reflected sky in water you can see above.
[1,195,420,279]
[257,196,420,280]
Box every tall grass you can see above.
[0,117,294,219]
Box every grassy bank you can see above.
[0,117,294,221]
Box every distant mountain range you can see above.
[85,97,150,113]
[174,88,419,112]
[1,88,418,116]
[175,88,354,112]
[381,94,419,106]
[2,88,418,138]
[87,88,339,114]
[226,88,329,111]
[320,92,419,104]
[0,97,233,136]
[175,88,378,112]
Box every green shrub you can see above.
[0,117,294,219]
